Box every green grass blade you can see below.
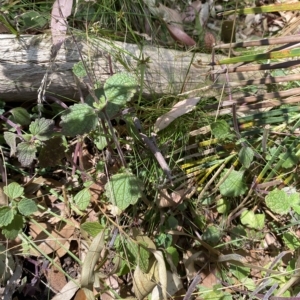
[218,48,300,64]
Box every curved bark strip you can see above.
[0,34,234,101]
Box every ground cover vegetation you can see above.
[1,0,300,299]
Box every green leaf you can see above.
[17,141,36,166]
[280,151,299,169]
[239,146,254,169]
[219,169,248,197]
[240,210,265,230]
[4,182,24,199]
[283,232,300,250]
[166,246,179,267]
[4,132,18,156]
[0,206,15,226]
[60,104,98,136]
[211,120,231,139]
[104,72,137,105]
[105,172,143,210]
[216,198,230,214]
[137,242,150,273]
[9,107,31,126]
[265,189,291,215]
[74,188,91,210]
[230,265,249,281]
[202,225,221,246]
[73,61,87,78]
[29,118,54,141]
[2,214,24,239]
[94,135,108,150]
[81,222,104,238]
[18,10,48,30]
[18,198,38,216]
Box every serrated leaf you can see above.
[240,210,265,230]
[18,198,38,216]
[3,182,24,199]
[104,72,137,105]
[73,61,87,78]
[4,132,18,156]
[211,120,231,139]
[239,146,254,169]
[74,188,91,210]
[60,104,98,136]
[29,118,54,141]
[219,169,247,197]
[265,189,290,215]
[17,141,36,166]
[9,107,31,126]
[2,214,24,239]
[283,232,300,250]
[105,172,143,210]
[0,206,15,226]
[81,222,104,237]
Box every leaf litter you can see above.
[2,0,300,299]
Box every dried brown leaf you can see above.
[29,222,75,256]
[154,97,201,132]
[166,24,196,46]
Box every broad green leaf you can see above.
[2,214,24,239]
[60,104,98,137]
[241,278,256,291]
[283,232,300,250]
[280,151,299,169]
[166,246,179,267]
[219,169,247,197]
[211,120,231,139]
[73,61,87,78]
[4,182,24,199]
[29,118,54,141]
[230,265,249,281]
[240,210,265,230]
[216,198,230,214]
[18,10,48,29]
[4,132,18,156]
[202,225,221,246]
[17,141,36,166]
[199,284,232,300]
[105,172,143,210]
[230,225,247,247]
[0,206,14,226]
[81,222,104,237]
[9,107,31,126]
[74,188,91,210]
[239,146,254,169]
[94,135,107,150]
[265,189,290,215]
[104,72,137,105]
[18,198,38,216]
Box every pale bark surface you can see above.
[0,34,248,101]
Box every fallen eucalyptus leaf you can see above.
[154,97,201,132]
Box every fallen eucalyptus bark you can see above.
[0,33,249,102]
